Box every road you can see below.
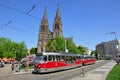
[0,60,111,80]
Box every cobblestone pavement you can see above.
[0,64,30,77]
[0,64,14,77]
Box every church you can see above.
[37,5,63,52]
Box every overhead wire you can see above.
[0,3,40,21]
[0,1,42,34]
[0,24,38,35]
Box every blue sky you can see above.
[0,0,120,50]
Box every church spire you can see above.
[43,6,47,21]
[55,3,61,19]
[53,3,63,38]
[37,7,50,53]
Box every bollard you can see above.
[82,68,85,77]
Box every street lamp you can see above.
[105,32,117,40]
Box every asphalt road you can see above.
[0,60,111,80]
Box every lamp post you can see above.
[65,39,66,52]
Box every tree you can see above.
[30,47,37,54]
[46,37,86,55]
[46,37,65,52]
[77,45,87,55]
[66,39,78,53]
[0,37,27,60]
[91,50,99,60]
[94,50,99,60]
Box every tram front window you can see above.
[35,55,47,63]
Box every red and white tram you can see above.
[82,55,96,66]
[33,52,83,73]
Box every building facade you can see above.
[37,5,63,52]
[96,40,120,59]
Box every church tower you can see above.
[37,4,63,52]
[53,4,63,38]
[37,7,51,52]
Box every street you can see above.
[0,60,111,80]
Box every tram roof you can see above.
[36,52,81,56]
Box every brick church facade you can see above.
[37,5,63,52]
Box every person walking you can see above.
[116,55,120,64]
[11,62,14,71]
[15,61,20,72]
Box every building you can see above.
[96,39,120,59]
[37,5,63,52]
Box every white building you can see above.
[96,39,120,59]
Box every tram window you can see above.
[76,56,78,60]
[43,56,47,61]
[56,56,60,61]
[52,56,56,61]
[73,56,76,61]
[79,56,81,59]
[61,56,65,61]
[48,55,52,61]
[66,56,70,64]
[71,56,75,63]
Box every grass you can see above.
[106,64,120,80]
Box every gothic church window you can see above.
[41,26,46,31]
[55,23,59,30]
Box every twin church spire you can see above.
[37,4,63,52]
[43,7,48,21]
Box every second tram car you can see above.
[82,55,96,66]
[33,52,83,73]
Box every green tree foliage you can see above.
[77,45,87,55]
[46,37,65,52]
[94,50,98,60]
[46,37,87,55]
[91,50,98,60]
[30,47,37,54]
[66,39,78,53]
[0,37,27,60]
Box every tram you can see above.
[82,55,96,66]
[33,52,83,73]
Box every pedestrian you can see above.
[11,62,14,71]
[15,61,20,72]
[116,55,120,64]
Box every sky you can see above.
[0,0,120,50]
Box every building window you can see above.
[41,26,46,31]
[55,23,59,30]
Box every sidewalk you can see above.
[0,64,33,78]
[69,60,116,80]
